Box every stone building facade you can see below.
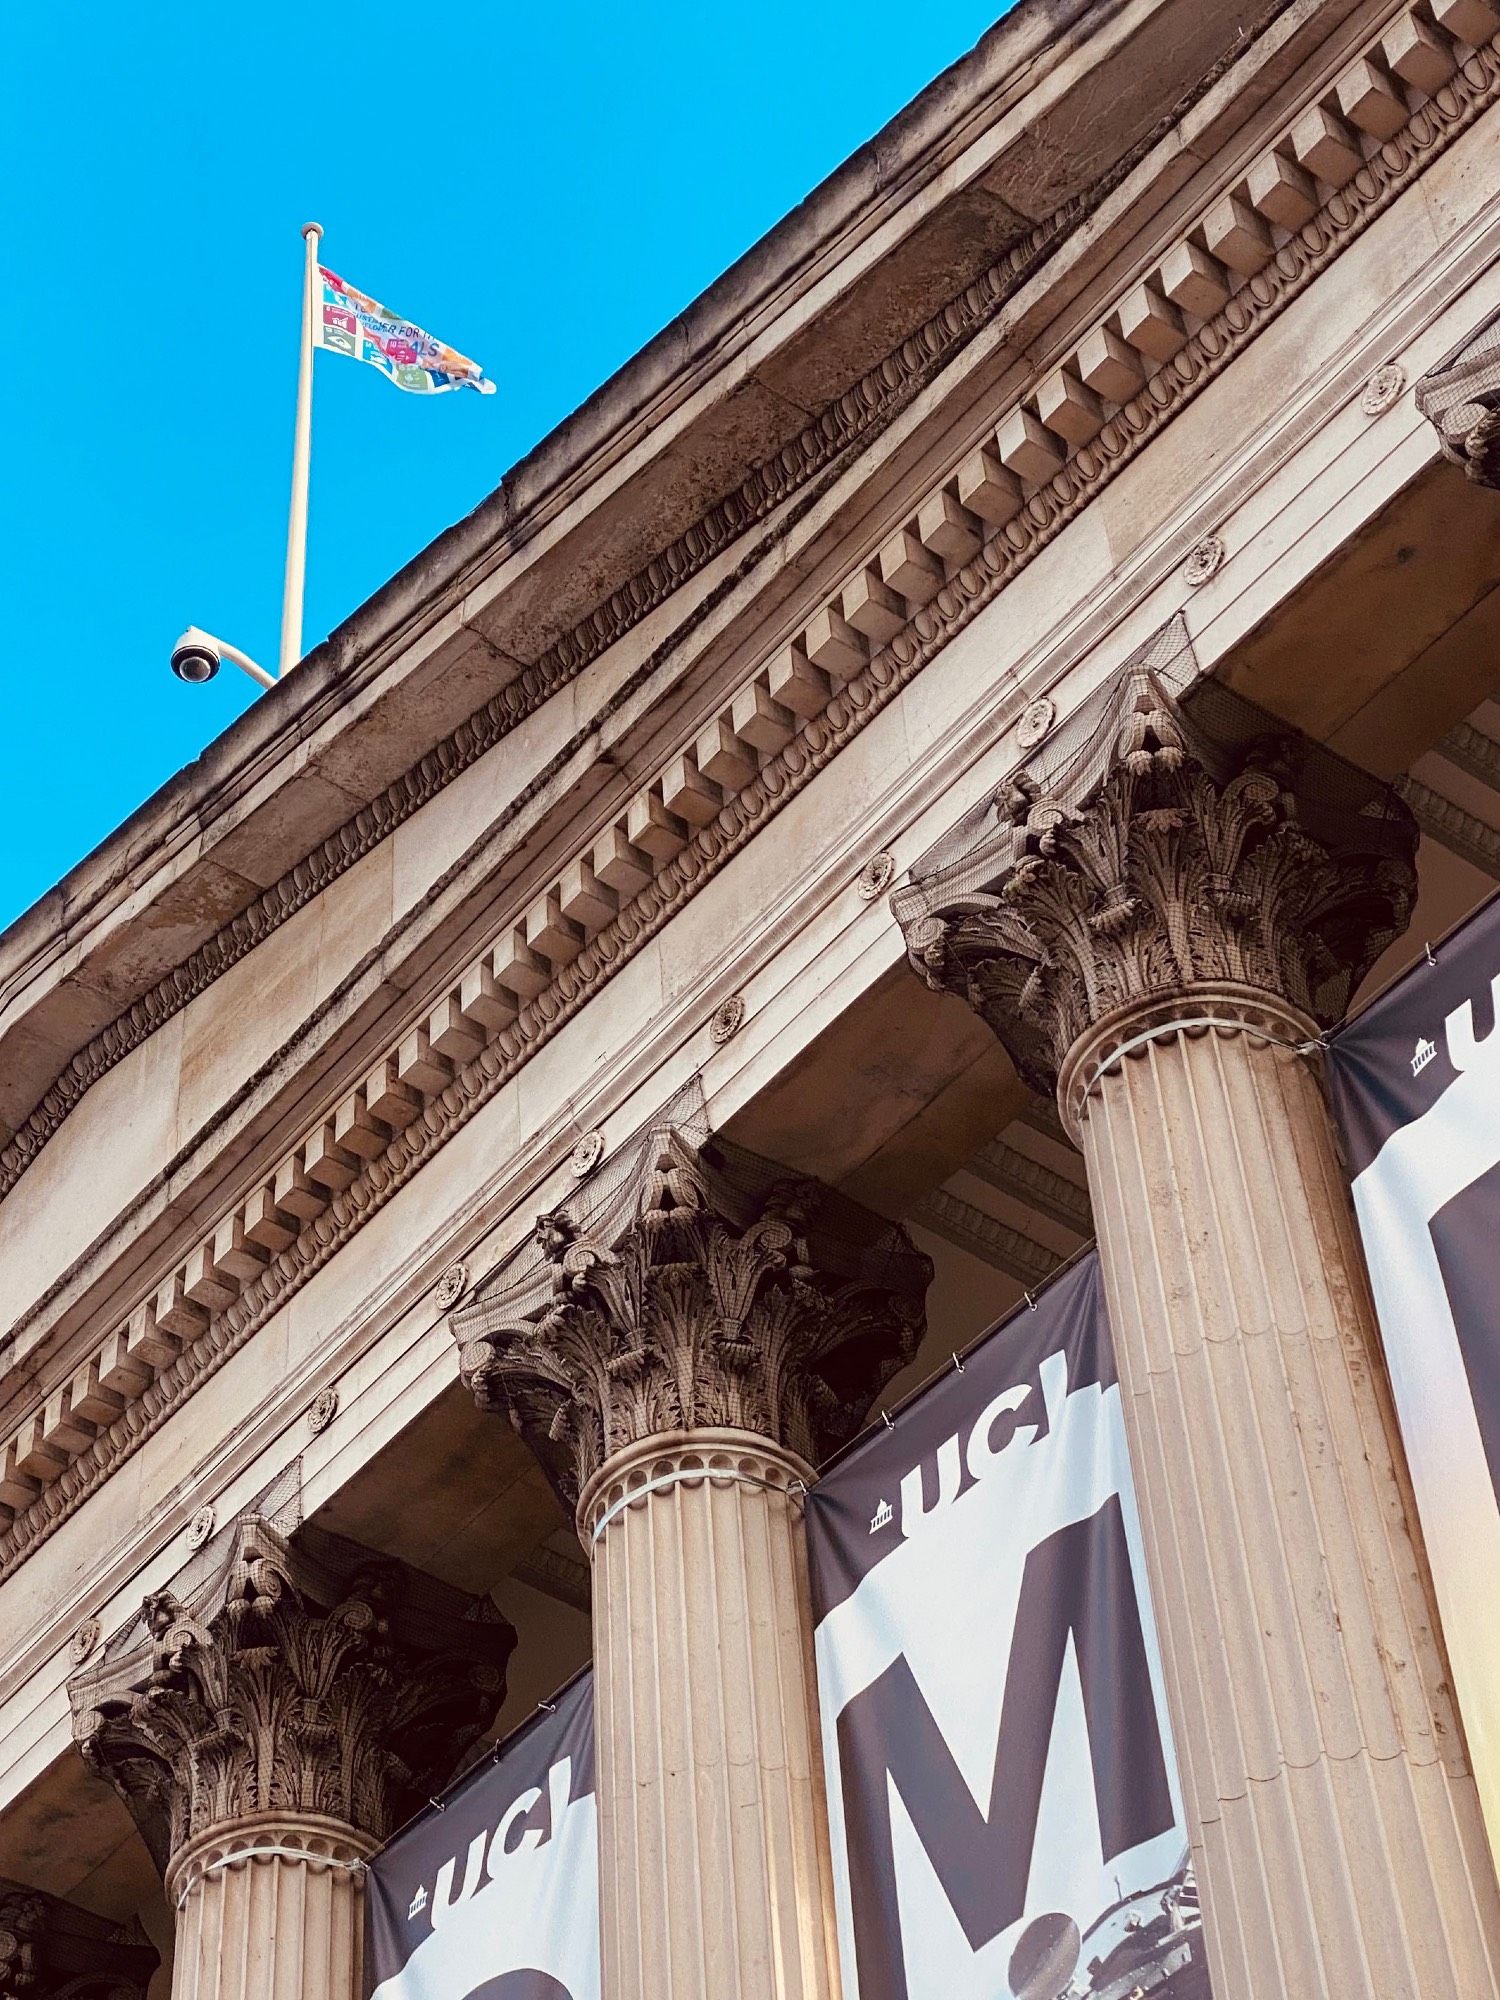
[3,0,1500,1992]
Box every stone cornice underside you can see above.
[3,12,1497,1590]
[0,1,1295,1205]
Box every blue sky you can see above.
[0,2,1012,932]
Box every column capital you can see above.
[0,1878,158,2000]
[68,1518,515,1875]
[453,1123,931,1508]
[896,658,1417,1112]
[1416,308,1500,489]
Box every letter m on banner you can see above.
[807,1256,1214,2000]
[838,1496,1171,1989]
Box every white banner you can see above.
[366,1673,598,2000]
[807,1255,1211,2000]
[1328,896,1500,1856]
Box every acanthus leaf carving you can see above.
[7,30,1499,1590]
[897,663,1418,1100]
[1416,307,1500,489]
[453,1127,930,1509]
[68,1518,514,1875]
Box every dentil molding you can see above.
[4,13,1497,1588]
[0,0,1307,1205]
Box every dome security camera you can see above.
[167,626,274,690]
[170,628,223,684]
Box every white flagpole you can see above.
[279,221,322,677]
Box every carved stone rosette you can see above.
[0,1878,158,2000]
[68,1517,515,1875]
[899,664,1418,1122]
[453,1125,931,1508]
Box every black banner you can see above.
[366,1673,598,2000]
[1327,896,1500,1847]
[806,1254,1211,2000]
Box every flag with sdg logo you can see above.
[315,265,496,396]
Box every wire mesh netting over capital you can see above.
[1415,303,1500,485]
[67,1457,514,1870]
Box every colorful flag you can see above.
[314,265,495,396]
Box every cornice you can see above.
[0,240,1062,1209]
[0,4,1290,1206]
[2,12,1495,1588]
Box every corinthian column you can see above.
[455,1128,930,2000]
[69,1518,514,2000]
[0,1878,159,1999]
[898,662,1500,1999]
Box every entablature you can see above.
[4,0,1500,1832]
[5,0,1479,1350]
[0,0,1282,1174]
[1,0,1393,1213]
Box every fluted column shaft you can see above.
[896,658,1500,1998]
[1065,989,1500,1998]
[581,1431,838,2000]
[454,1120,930,2000]
[166,1813,372,2000]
